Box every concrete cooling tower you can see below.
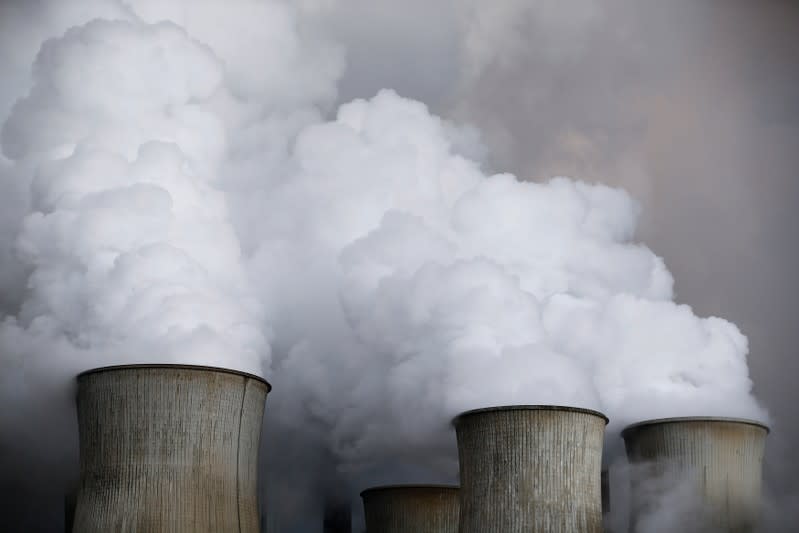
[361,485,459,533]
[622,417,768,533]
[453,405,608,533]
[72,364,271,533]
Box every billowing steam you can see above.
[1,17,267,379]
[253,90,763,470]
[0,0,772,530]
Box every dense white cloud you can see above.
[1,19,268,381]
[247,91,763,473]
[0,1,777,530]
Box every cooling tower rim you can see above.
[452,404,609,426]
[621,416,770,437]
[77,363,272,391]
[360,484,459,497]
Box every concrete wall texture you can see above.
[622,417,768,533]
[453,405,607,533]
[361,485,459,533]
[72,364,270,533]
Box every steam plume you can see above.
[0,1,788,531]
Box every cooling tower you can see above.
[72,364,271,533]
[622,417,768,533]
[361,485,459,533]
[453,405,607,533]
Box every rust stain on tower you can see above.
[71,364,271,533]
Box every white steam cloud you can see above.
[1,18,267,378]
[0,0,768,530]
[247,90,764,475]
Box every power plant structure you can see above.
[65,364,773,533]
[361,485,459,533]
[71,364,270,533]
[453,405,608,533]
[622,417,769,533]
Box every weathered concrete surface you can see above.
[622,417,768,533]
[72,364,270,533]
[453,405,607,533]
[361,485,459,533]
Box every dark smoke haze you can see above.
[1,1,797,531]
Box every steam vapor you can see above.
[0,0,786,531]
